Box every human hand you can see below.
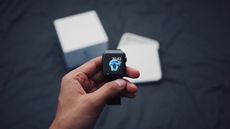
[49,56,139,129]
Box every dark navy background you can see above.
[0,0,230,129]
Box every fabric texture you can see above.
[0,0,230,129]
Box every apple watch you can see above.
[102,49,126,105]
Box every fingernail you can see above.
[115,79,126,88]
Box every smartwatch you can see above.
[102,49,127,105]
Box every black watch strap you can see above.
[102,49,126,105]
[107,96,121,105]
[106,78,121,105]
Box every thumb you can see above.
[92,79,126,103]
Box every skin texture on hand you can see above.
[49,56,140,129]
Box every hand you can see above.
[49,56,140,129]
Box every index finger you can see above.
[68,56,102,77]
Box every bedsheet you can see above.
[0,0,230,129]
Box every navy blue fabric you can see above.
[0,0,230,129]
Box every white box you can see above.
[118,33,162,83]
[54,10,108,68]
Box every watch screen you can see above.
[103,54,124,75]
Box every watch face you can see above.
[109,56,122,72]
[103,52,126,78]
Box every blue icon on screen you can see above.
[109,59,121,71]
